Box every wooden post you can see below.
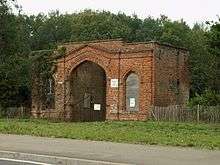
[197,104,200,123]
[21,106,24,118]
[151,106,157,121]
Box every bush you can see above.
[189,90,220,106]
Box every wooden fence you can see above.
[0,107,31,118]
[1,105,220,123]
[150,105,220,123]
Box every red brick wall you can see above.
[54,43,154,121]
[31,40,189,121]
[153,44,189,106]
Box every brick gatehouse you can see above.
[31,39,189,121]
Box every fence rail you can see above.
[150,105,220,123]
[1,105,220,123]
[0,107,31,119]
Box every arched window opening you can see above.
[45,78,55,109]
[126,72,139,111]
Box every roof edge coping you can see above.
[58,38,124,46]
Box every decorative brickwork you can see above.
[31,39,189,121]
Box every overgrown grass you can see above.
[0,119,219,150]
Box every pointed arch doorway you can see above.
[69,61,106,122]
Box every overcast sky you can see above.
[17,0,219,26]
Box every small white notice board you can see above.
[129,98,136,107]
[110,79,119,88]
[94,104,101,111]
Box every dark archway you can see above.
[70,61,106,122]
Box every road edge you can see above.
[0,150,132,165]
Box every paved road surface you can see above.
[0,160,39,165]
[0,134,219,165]
[0,158,52,165]
[0,160,30,165]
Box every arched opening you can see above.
[39,77,55,111]
[70,61,106,122]
[125,72,139,111]
[45,78,55,109]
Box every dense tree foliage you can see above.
[0,0,31,107]
[0,0,219,107]
[207,19,220,92]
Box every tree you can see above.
[140,17,163,41]
[0,0,31,108]
[70,10,132,42]
[207,19,220,92]
[159,17,191,47]
[187,24,217,95]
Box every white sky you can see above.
[17,0,220,26]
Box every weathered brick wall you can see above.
[31,40,189,121]
[153,44,189,106]
[31,75,41,118]
[53,41,154,121]
[107,51,153,120]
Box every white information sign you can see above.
[111,79,118,88]
[129,98,136,108]
[94,104,101,111]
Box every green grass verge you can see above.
[0,119,219,150]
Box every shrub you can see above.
[189,90,220,106]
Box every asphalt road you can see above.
[0,160,33,165]
[0,159,52,165]
[0,134,220,165]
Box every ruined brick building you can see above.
[31,39,189,121]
